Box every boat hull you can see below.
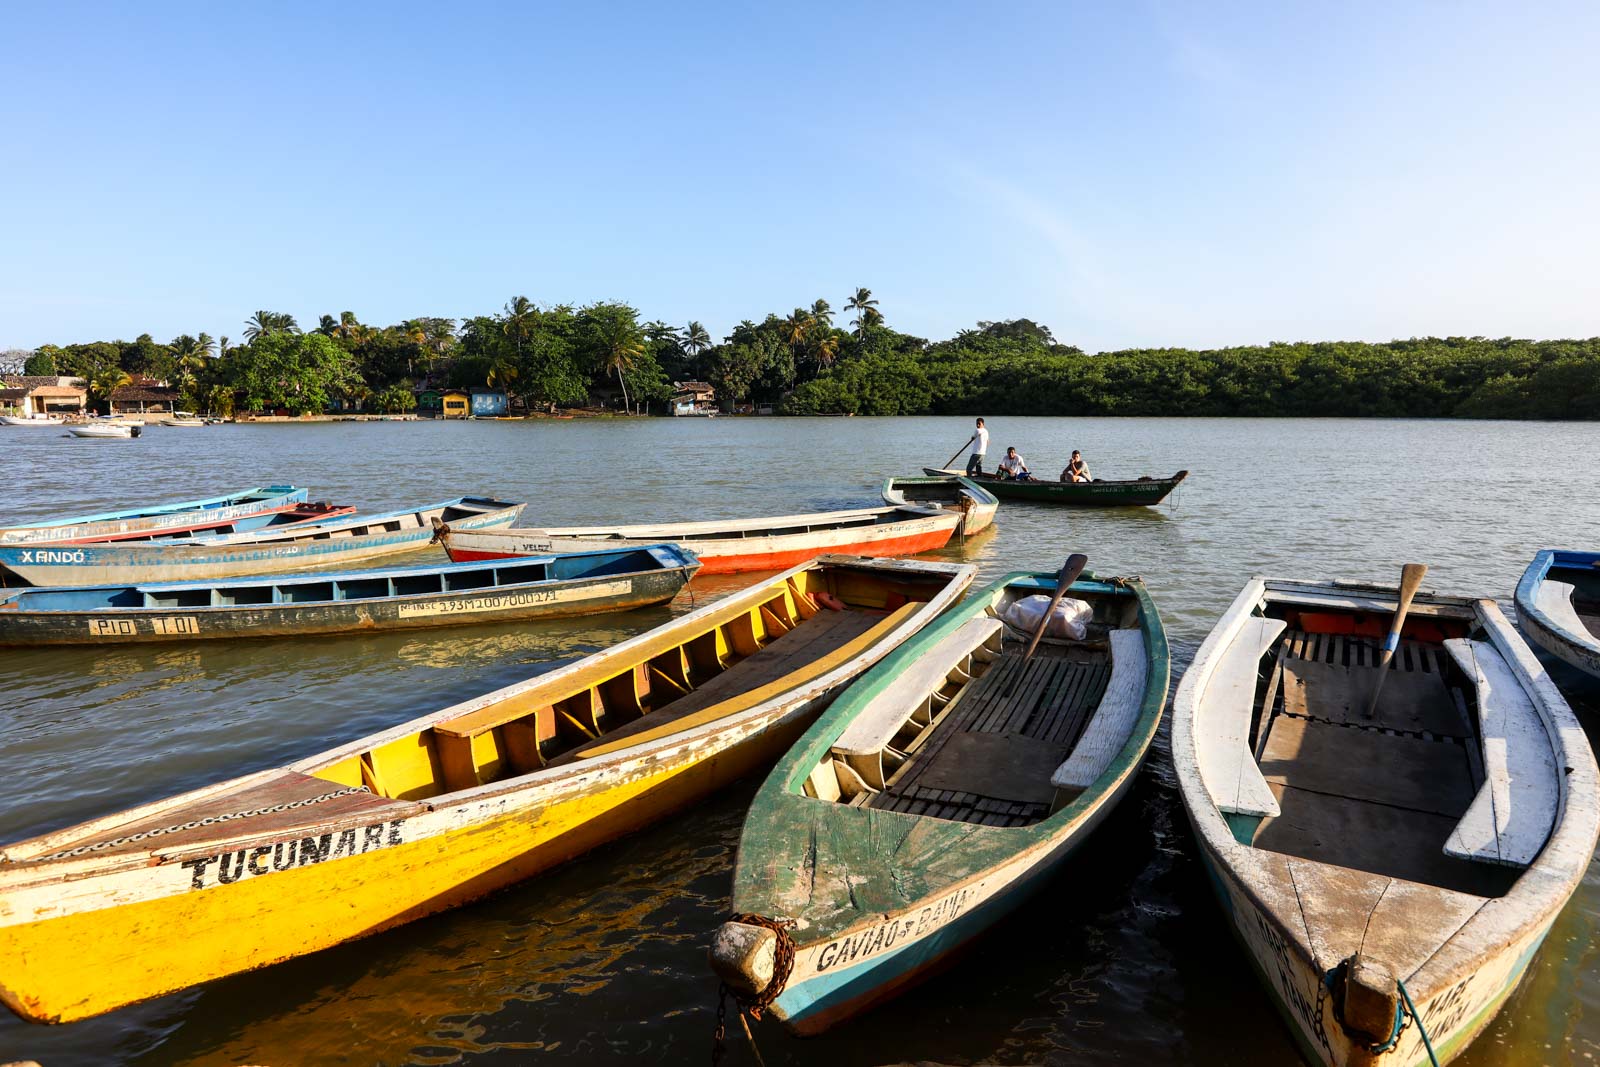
[880,476,999,536]
[922,468,1187,506]
[0,501,521,586]
[0,708,813,1024]
[0,565,694,646]
[0,487,308,545]
[66,425,139,439]
[770,749,1141,1033]
[1516,550,1600,679]
[444,513,960,575]
[1191,827,1549,1067]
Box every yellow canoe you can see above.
[0,554,975,1024]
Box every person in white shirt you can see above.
[1061,450,1092,483]
[997,447,1032,480]
[964,418,989,476]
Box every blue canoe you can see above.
[0,486,308,545]
[0,497,524,587]
[0,544,699,644]
[1517,549,1600,678]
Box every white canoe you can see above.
[1515,550,1600,679]
[439,505,962,575]
[1172,576,1599,1066]
[0,416,65,427]
[880,474,998,536]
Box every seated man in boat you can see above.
[996,447,1033,481]
[1060,450,1092,482]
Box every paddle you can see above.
[1024,553,1089,661]
[941,435,976,472]
[1364,563,1428,719]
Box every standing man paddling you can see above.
[965,417,989,476]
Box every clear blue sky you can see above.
[4,2,1598,353]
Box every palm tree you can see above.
[487,357,519,392]
[503,296,538,360]
[316,315,339,336]
[811,299,833,329]
[815,331,841,371]
[784,308,814,348]
[243,311,299,342]
[684,321,712,358]
[217,335,232,361]
[844,288,880,335]
[592,310,646,413]
[196,333,216,359]
[90,368,132,414]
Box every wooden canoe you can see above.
[1170,576,1599,1067]
[0,544,699,645]
[32,502,359,544]
[922,467,1188,506]
[1516,550,1600,679]
[0,486,309,546]
[0,497,523,587]
[0,555,974,1024]
[709,570,1168,1034]
[437,505,963,575]
[880,475,998,536]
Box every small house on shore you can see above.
[671,381,718,417]
[110,381,179,416]
[0,376,87,418]
[441,390,471,418]
[470,388,508,418]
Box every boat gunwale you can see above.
[923,467,1189,491]
[472,504,953,542]
[1516,549,1600,663]
[0,486,307,542]
[1169,574,1600,1041]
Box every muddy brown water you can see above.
[2,416,1597,1065]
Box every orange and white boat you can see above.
[436,505,963,575]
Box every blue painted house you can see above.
[470,389,509,417]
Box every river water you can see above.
[2,415,1598,1066]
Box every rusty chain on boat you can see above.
[711,913,797,1065]
[40,785,373,861]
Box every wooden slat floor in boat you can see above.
[865,648,1111,826]
[1251,630,1517,896]
[548,608,883,765]
[47,771,422,861]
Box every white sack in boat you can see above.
[1002,595,1092,641]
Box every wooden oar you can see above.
[1364,563,1428,719]
[1024,553,1089,660]
[940,437,975,471]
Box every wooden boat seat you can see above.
[564,604,918,761]
[1535,579,1592,638]
[1442,639,1558,868]
[830,617,1003,788]
[1051,629,1148,792]
[864,649,1112,826]
[1196,616,1286,819]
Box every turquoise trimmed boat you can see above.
[0,486,308,545]
[708,569,1167,1034]
[0,497,523,587]
[1516,550,1600,679]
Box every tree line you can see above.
[16,294,1600,419]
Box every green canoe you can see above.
[923,467,1187,505]
[709,568,1168,1034]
